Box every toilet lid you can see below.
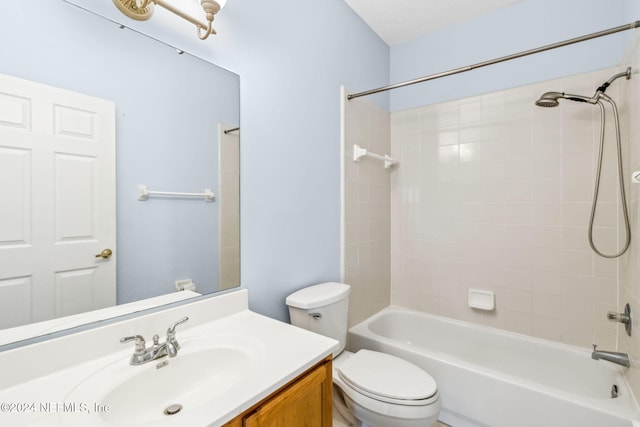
[337,350,437,402]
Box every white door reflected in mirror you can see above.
[0,73,116,329]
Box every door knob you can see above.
[95,249,113,259]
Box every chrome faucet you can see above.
[591,344,630,367]
[121,317,189,365]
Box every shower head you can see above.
[535,68,632,108]
[534,91,593,107]
[535,92,563,107]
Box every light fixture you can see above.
[112,0,226,40]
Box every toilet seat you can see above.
[336,350,438,406]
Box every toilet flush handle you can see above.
[309,312,322,320]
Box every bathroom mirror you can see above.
[0,1,240,346]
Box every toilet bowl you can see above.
[333,350,440,427]
[286,282,441,427]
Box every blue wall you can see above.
[217,0,390,320]
[389,0,639,111]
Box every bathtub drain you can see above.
[164,404,183,415]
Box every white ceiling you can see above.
[344,0,523,46]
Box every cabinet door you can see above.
[244,361,332,427]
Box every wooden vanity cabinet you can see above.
[222,356,332,427]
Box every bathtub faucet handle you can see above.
[606,303,632,336]
[607,311,630,323]
[592,344,597,352]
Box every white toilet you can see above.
[286,282,441,427]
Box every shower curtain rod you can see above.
[347,20,640,100]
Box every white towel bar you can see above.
[353,144,397,169]
[137,184,214,202]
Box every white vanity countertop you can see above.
[0,289,338,427]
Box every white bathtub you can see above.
[348,306,640,427]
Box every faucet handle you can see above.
[607,311,630,323]
[592,344,597,352]
[121,335,147,355]
[606,303,632,337]
[166,317,189,353]
[167,316,189,336]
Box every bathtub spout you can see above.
[591,345,630,367]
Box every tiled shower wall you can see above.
[341,88,391,327]
[343,38,640,402]
[619,33,640,401]
[389,67,628,350]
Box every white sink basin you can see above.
[62,336,263,426]
[0,291,338,427]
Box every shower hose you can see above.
[588,94,631,258]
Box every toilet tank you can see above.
[286,282,350,356]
